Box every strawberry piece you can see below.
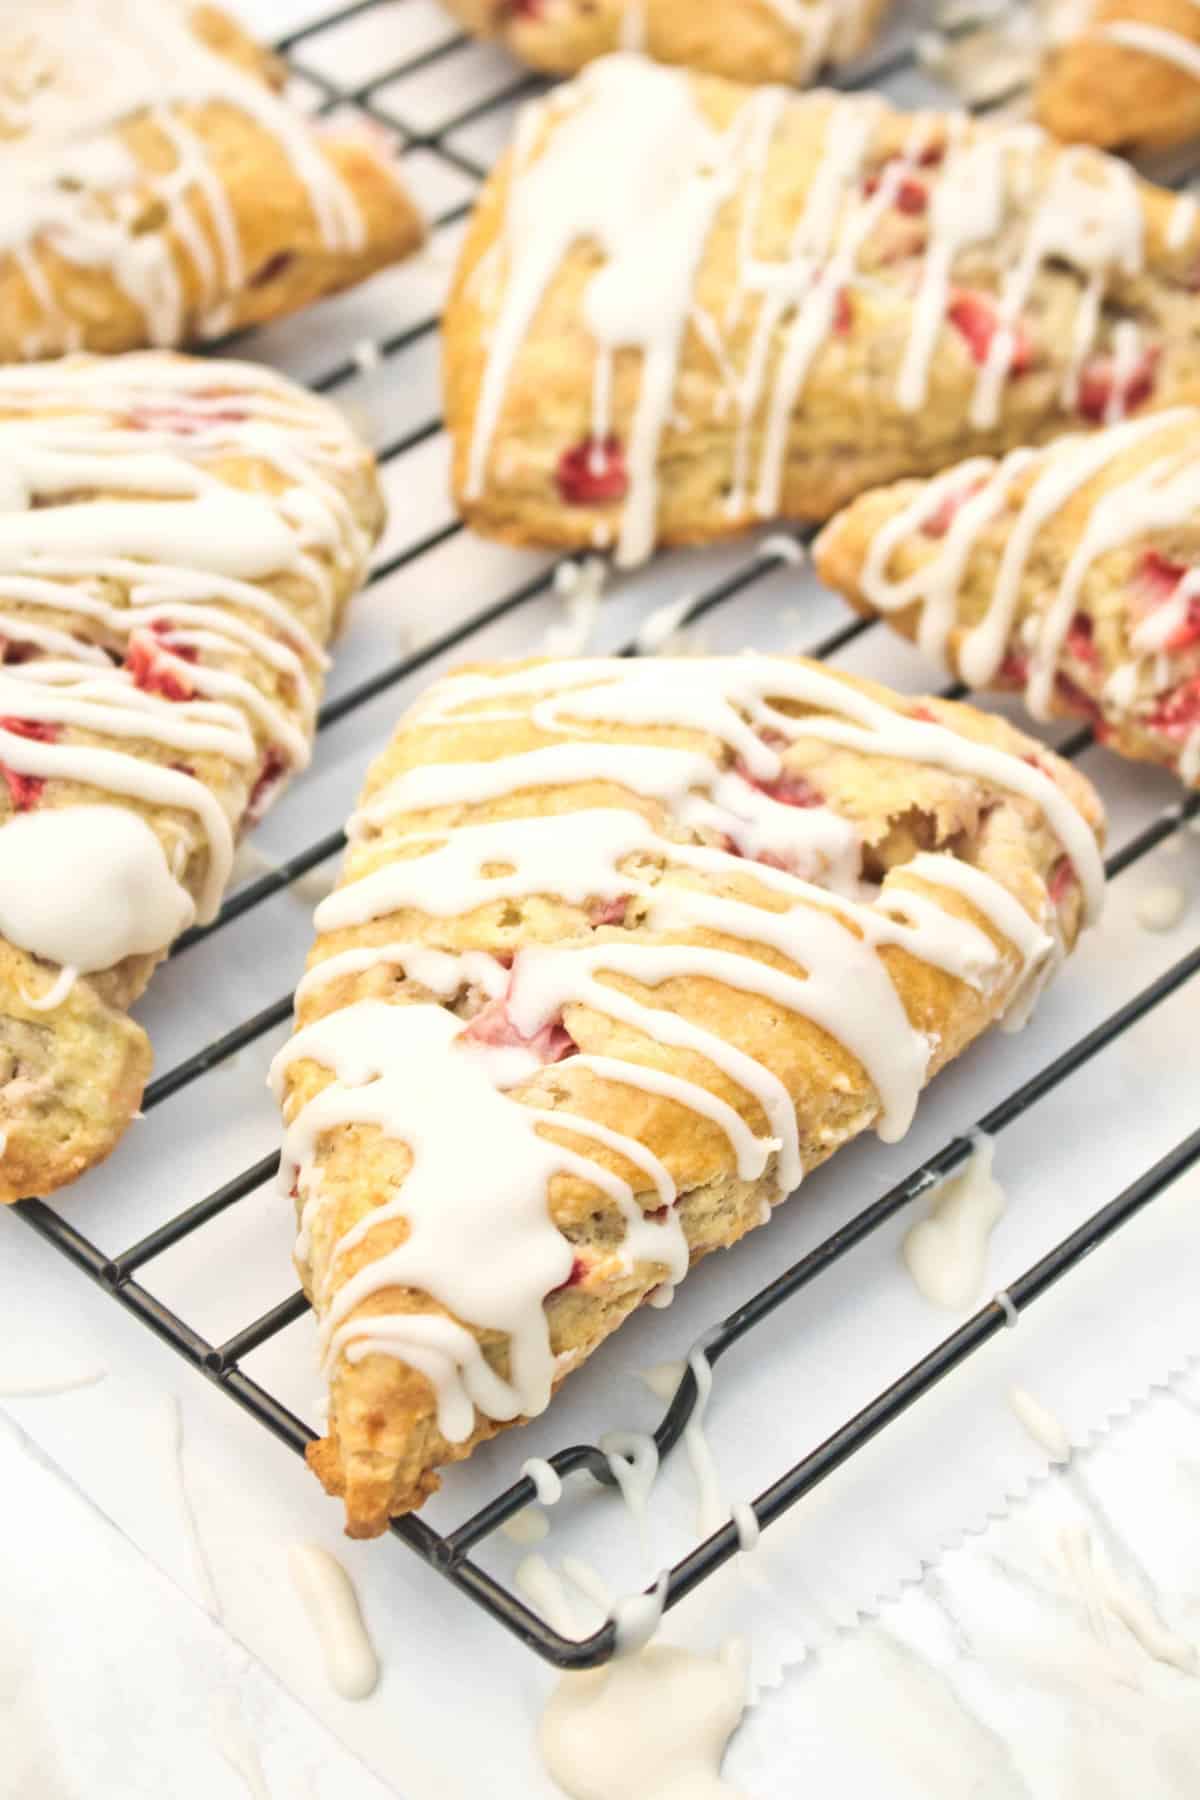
[128,405,247,434]
[833,288,853,336]
[1076,346,1159,423]
[1054,672,1101,721]
[556,435,628,506]
[947,290,1033,375]
[1149,675,1200,740]
[735,760,823,808]
[922,476,986,539]
[550,1256,587,1295]
[1049,857,1077,905]
[0,717,58,811]
[125,623,197,701]
[864,163,928,213]
[589,895,629,927]
[1064,612,1101,668]
[998,651,1030,684]
[246,744,289,823]
[1136,551,1200,650]
[462,993,577,1065]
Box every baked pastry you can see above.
[814,407,1200,791]
[0,0,425,362]
[0,352,385,1206]
[441,0,889,86]
[1036,1,1200,154]
[444,54,1200,570]
[272,653,1105,1535]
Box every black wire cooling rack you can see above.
[12,0,1200,1669]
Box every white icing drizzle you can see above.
[287,1543,380,1701]
[501,1505,550,1545]
[469,59,1164,563]
[540,1638,749,1800]
[0,806,192,977]
[846,408,1200,783]
[0,355,366,942]
[1168,193,1198,252]
[640,1360,687,1403]
[1097,21,1200,86]
[279,657,1097,1442]
[902,1133,1006,1311]
[0,0,370,357]
[1136,883,1187,932]
[523,1457,565,1507]
[732,1500,761,1553]
[1008,1385,1070,1460]
[684,1346,730,1540]
[163,1392,221,1622]
[1059,1525,1196,1674]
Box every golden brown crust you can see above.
[443,0,889,82]
[814,411,1200,789]
[0,352,386,1204]
[279,656,1104,1535]
[444,66,1200,564]
[0,3,425,362]
[1035,0,1200,154]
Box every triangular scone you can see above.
[273,655,1104,1536]
[441,0,889,86]
[1036,1,1200,154]
[814,408,1200,791]
[0,353,385,1205]
[444,54,1200,570]
[0,1,424,362]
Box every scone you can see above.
[0,0,425,362]
[1036,1,1200,154]
[272,654,1105,1536]
[814,407,1200,791]
[0,352,385,1206]
[441,0,889,85]
[444,55,1200,570]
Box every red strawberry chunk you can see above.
[589,895,629,927]
[864,163,929,213]
[1064,612,1100,668]
[0,717,58,811]
[833,288,853,336]
[735,759,822,808]
[125,624,196,701]
[462,993,577,1065]
[557,435,628,506]
[1136,551,1200,650]
[947,290,1033,375]
[1076,346,1159,423]
[1049,857,1077,905]
[128,404,247,434]
[1054,671,1101,722]
[922,476,987,539]
[246,745,289,823]
[1149,675,1200,740]
[998,651,1030,684]
[550,1256,587,1295]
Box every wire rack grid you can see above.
[12,0,1200,1669]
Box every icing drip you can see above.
[0,806,192,976]
[540,1639,749,1800]
[0,0,370,356]
[287,1543,380,1701]
[0,354,366,933]
[845,408,1200,776]
[902,1133,1006,1310]
[281,656,1096,1444]
[469,60,1162,562]
[1008,1385,1070,1460]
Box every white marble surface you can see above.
[4,1368,1199,1800]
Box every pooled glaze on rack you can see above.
[0,0,368,357]
[0,353,371,989]
[902,1133,1006,1311]
[829,407,1200,786]
[287,1543,380,1701]
[463,53,1182,565]
[274,656,1100,1475]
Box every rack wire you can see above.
[12,0,1200,1669]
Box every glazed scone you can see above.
[815,407,1200,791]
[1036,1,1200,154]
[0,353,386,1206]
[0,0,425,362]
[444,55,1200,570]
[272,654,1105,1536]
[442,0,889,85]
